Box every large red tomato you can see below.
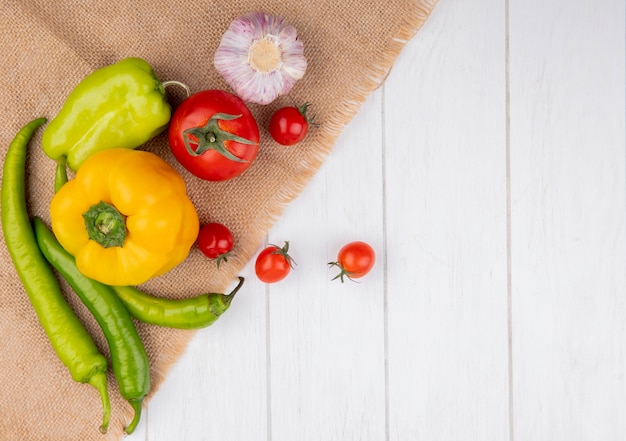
[168,90,260,181]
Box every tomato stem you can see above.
[296,102,319,126]
[215,251,232,269]
[183,113,257,163]
[270,241,296,268]
[328,261,356,283]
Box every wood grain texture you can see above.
[509,0,626,440]
[265,88,386,440]
[385,0,509,440]
[126,1,626,439]
[138,275,268,441]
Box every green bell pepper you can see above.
[42,57,172,171]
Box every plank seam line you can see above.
[265,235,273,441]
[505,1,515,441]
[381,83,391,441]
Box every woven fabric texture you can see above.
[0,1,438,439]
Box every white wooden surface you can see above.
[128,0,626,439]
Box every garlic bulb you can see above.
[214,12,307,105]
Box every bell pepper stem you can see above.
[162,80,191,98]
[83,201,127,248]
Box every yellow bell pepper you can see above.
[50,148,199,286]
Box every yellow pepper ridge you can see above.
[50,148,199,286]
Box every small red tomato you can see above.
[329,241,375,282]
[269,103,314,146]
[197,222,234,268]
[255,241,296,283]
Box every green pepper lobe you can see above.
[41,57,172,171]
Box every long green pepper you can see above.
[33,218,150,435]
[1,118,111,433]
[112,277,244,329]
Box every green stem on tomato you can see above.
[183,113,257,162]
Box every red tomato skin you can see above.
[255,246,292,283]
[269,107,308,146]
[337,241,375,278]
[168,90,260,181]
[197,223,234,259]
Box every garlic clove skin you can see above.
[214,12,307,105]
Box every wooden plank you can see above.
[264,88,386,440]
[385,1,510,439]
[142,275,268,441]
[509,0,626,439]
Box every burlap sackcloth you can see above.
[0,1,438,439]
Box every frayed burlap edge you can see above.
[0,1,440,438]
[136,0,440,428]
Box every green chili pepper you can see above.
[111,277,244,330]
[1,118,111,433]
[33,217,150,435]
[42,57,172,171]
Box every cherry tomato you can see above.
[269,103,313,146]
[197,222,234,268]
[329,241,375,282]
[169,89,260,181]
[255,241,295,283]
